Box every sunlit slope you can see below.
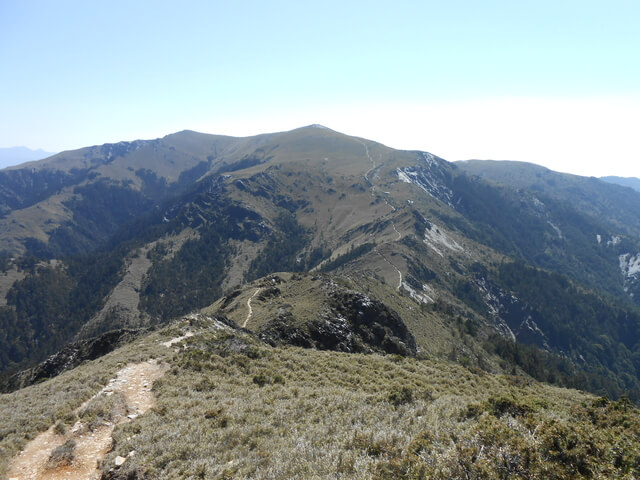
[3,126,640,403]
[2,316,640,479]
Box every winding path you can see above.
[243,288,262,328]
[357,139,377,197]
[354,138,405,290]
[7,361,167,480]
[391,222,402,242]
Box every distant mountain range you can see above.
[601,175,640,192]
[0,146,56,169]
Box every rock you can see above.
[115,455,127,466]
[259,288,417,357]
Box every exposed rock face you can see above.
[259,290,418,357]
[330,291,418,356]
[0,329,143,392]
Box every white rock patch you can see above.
[401,282,434,304]
[548,221,563,240]
[620,253,640,278]
[397,169,413,184]
[424,223,463,257]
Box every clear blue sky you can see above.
[1,1,639,176]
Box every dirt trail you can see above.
[161,331,194,349]
[7,360,167,480]
[243,288,262,328]
[391,222,402,242]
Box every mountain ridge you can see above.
[0,146,56,169]
[601,175,640,192]
[2,127,640,404]
[4,127,640,478]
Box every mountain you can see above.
[456,160,640,238]
[0,146,56,169]
[602,175,640,192]
[3,129,640,478]
[1,127,640,396]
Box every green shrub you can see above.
[487,394,532,417]
[388,387,413,407]
[53,421,66,435]
[252,373,268,387]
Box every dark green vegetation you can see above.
[444,171,634,297]
[0,249,127,373]
[449,261,640,401]
[458,160,640,239]
[319,242,375,272]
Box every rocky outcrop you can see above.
[472,275,549,349]
[330,291,418,356]
[259,290,418,357]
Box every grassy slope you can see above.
[3,316,639,479]
[204,272,468,360]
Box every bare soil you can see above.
[6,360,167,480]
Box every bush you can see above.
[252,373,268,387]
[46,439,76,468]
[53,421,66,435]
[388,387,413,407]
[487,394,532,417]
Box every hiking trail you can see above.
[7,360,167,480]
[243,288,262,328]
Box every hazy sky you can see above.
[1,1,639,177]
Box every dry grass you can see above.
[101,319,613,479]
[0,329,174,477]
[4,316,640,479]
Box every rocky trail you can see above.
[7,360,168,480]
[357,139,376,197]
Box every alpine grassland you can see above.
[3,315,631,479]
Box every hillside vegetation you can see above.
[3,127,640,478]
[2,316,640,479]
